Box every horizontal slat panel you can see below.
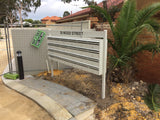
[48,48,99,62]
[48,46,99,58]
[48,43,99,54]
[48,51,99,67]
[49,56,100,75]
[48,39,99,50]
[48,36,101,43]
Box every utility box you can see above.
[31,30,46,48]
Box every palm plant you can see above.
[85,0,160,82]
[144,84,160,112]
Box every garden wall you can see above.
[135,30,160,84]
[11,28,104,75]
[11,28,71,75]
[135,51,160,84]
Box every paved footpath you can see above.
[0,78,54,120]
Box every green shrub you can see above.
[144,84,160,112]
[85,0,160,83]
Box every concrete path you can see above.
[1,53,96,120]
[0,78,54,120]
[2,75,96,120]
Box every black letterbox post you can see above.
[17,51,24,80]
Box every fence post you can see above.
[102,30,107,99]
[81,22,82,31]
[4,20,12,73]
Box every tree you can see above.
[32,20,42,27]
[0,0,41,27]
[0,0,16,18]
[24,19,33,23]
[87,0,160,83]
[61,0,72,3]
[89,1,121,22]
[7,9,18,27]
[0,16,6,24]
[0,0,13,17]
[61,0,95,5]
[32,20,41,24]
[15,0,41,28]
[63,11,70,17]
[107,6,121,21]
[0,0,18,26]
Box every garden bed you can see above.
[36,68,160,120]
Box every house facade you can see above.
[56,0,124,28]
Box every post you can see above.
[81,22,82,31]
[88,20,91,29]
[46,59,50,73]
[50,60,54,77]
[7,20,13,72]
[17,51,24,80]
[49,29,51,36]
[4,21,11,73]
[102,30,107,99]
[57,61,59,70]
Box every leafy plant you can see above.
[107,6,121,21]
[144,84,160,112]
[85,0,160,82]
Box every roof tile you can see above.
[41,16,61,21]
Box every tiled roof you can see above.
[58,0,124,21]
[41,16,61,21]
[41,16,50,21]
[50,16,61,21]
[59,8,91,20]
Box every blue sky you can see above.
[26,0,102,20]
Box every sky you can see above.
[26,0,102,20]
